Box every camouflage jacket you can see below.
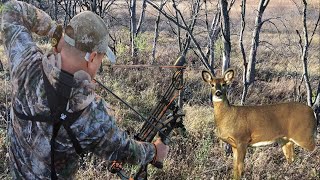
[1,1,155,179]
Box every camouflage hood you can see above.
[42,53,96,112]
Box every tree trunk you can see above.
[205,1,220,73]
[172,0,182,53]
[246,0,269,86]
[91,0,97,12]
[130,0,138,64]
[220,0,231,74]
[0,60,3,71]
[54,0,58,20]
[182,0,200,56]
[313,82,320,125]
[151,1,165,63]
[301,0,312,106]
[239,0,248,105]
[136,0,147,35]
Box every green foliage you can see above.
[113,28,130,59]
[134,33,150,52]
[214,38,224,59]
[0,4,3,13]
[194,135,214,166]
[312,91,318,102]
[116,42,129,57]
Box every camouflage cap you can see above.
[64,11,115,63]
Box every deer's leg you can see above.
[289,123,316,151]
[282,141,294,163]
[291,137,316,151]
[224,143,232,157]
[232,144,247,180]
[231,146,239,179]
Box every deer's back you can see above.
[227,102,316,144]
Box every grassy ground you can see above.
[0,0,319,179]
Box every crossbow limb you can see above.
[104,56,186,180]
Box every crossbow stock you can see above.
[96,56,186,180]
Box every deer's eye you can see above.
[211,84,215,87]
[222,83,226,87]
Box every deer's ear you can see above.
[202,70,213,83]
[224,69,235,84]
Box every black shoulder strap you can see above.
[42,69,85,180]
[13,69,85,180]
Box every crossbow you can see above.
[95,56,186,180]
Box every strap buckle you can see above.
[60,113,67,121]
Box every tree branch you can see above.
[146,0,188,31]
[146,0,213,73]
[228,0,236,12]
[296,30,303,55]
[308,10,320,45]
[136,0,147,34]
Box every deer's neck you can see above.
[213,100,232,126]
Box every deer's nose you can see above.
[215,90,222,97]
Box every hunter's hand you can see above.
[152,138,169,168]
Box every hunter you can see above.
[1,0,169,179]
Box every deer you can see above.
[202,69,317,180]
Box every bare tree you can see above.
[175,1,182,53]
[295,0,320,106]
[241,0,270,104]
[81,0,115,17]
[0,60,3,71]
[129,0,138,63]
[294,0,320,123]
[239,0,247,105]
[47,0,59,20]
[151,0,167,63]
[49,0,115,25]
[178,0,201,56]
[61,0,76,25]
[146,0,217,74]
[219,0,235,74]
[128,0,148,64]
[136,0,147,35]
[314,82,320,123]
[205,1,221,71]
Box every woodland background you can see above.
[0,0,319,179]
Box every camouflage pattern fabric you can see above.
[1,1,155,179]
[64,11,109,54]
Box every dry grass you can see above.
[183,104,214,136]
[0,0,319,179]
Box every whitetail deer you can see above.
[202,69,316,180]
